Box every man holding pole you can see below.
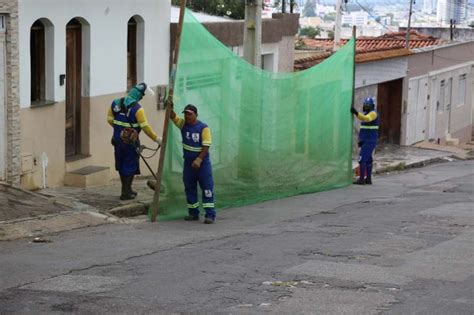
[351,96,379,185]
[149,101,216,224]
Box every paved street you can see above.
[0,160,473,314]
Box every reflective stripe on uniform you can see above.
[183,143,202,152]
[187,202,200,209]
[113,120,140,128]
[202,203,215,208]
[360,126,379,129]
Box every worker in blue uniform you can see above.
[351,96,379,185]
[166,101,216,224]
[107,82,161,200]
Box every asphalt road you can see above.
[0,160,473,314]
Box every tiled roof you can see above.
[294,47,413,71]
[294,31,445,70]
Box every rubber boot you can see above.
[365,164,373,185]
[120,176,136,200]
[353,163,366,185]
[120,175,137,198]
[129,175,137,197]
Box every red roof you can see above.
[294,31,445,70]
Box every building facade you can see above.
[17,0,171,189]
[403,42,474,145]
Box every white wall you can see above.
[230,42,280,72]
[355,57,408,89]
[18,0,170,108]
[405,62,473,145]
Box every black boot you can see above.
[129,175,137,197]
[120,176,136,200]
[353,178,366,185]
[365,177,372,185]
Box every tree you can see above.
[299,26,321,38]
[171,0,246,20]
[469,21,474,28]
[302,0,316,17]
[327,30,334,39]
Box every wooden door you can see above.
[127,19,137,91]
[377,79,402,144]
[66,20,82,157]
[30,21,45,103]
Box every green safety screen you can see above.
[157,10,355,220]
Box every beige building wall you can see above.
[17,0,170,189]
[20,89,165,190]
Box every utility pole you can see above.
[149,0,187,222]
[239,0,262,181]
[405,0,414,49]
[334,0,343,51]
[282,0,286,13]
[243,0,262,67]
[450,18,453,41]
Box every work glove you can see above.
[192,157,203,170]
[155,136,162,146]
[350,107,358,115]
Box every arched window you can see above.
[127,15,144,90]
[30,18,54,104]
[65,17,90,157]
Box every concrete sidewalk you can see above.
[365,143,465,173]
[47,143,470,219]
[0,184,113,241]
[1,143,470,240]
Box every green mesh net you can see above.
[157,10,355,220]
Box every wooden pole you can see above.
[350,26,357,178]
[149,0,187,222]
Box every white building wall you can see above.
[406,62,473,145]
[18,0,170,108]
[355,58,408,89]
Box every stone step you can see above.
[446,138,460,146]
[64,166,110,188]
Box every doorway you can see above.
[65,19,82,157]
[376,79,403,144]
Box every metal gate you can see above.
[406,76,428,145]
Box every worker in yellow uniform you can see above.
[107,82,161,200]
[148,101,215,223]
[351,96,379,185]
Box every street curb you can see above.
[374,155,457,174]
[107,202,149,218]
